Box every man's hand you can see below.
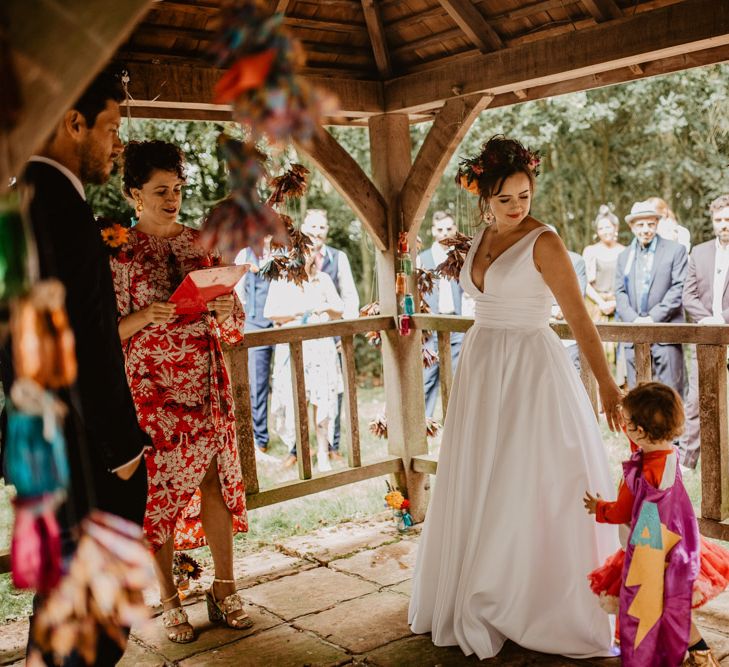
[146,301,177,325]
[115,457,141,480]
[699,315,725,325]
[208,294,235,324]
[583,490,602,515]
[633,315,653,324]
[599,300,616,316]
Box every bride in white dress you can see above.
[408,137,622,659]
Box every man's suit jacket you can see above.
[419,245,463,315]
[682,239,729,323]
[615,236,688,333]
[20,162,148,518]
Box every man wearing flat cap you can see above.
[615,200,688,394]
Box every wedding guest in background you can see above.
[680,194,729,469]
[419,210,464,417]
[652,196,691,252]
[615,200,687,395]
[552,247,587,373]
[112,140,251,643]
[300,209,359,463]
[235,238,275,455]
[264,252,344,472]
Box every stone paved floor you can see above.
[2,516,729,666]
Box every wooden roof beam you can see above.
[437,0,505,53]
[122,62,384,117]
[581,0,623,22]
[385,0,729,114]
[361,0,392,77]
[401,93,493,232]
[296,128,388,250]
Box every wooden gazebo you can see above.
[3,0,729,560]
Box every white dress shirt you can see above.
[431,242,456,314]
[712,239,729,321]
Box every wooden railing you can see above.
[223,315,402,509]
[410,315,729,542]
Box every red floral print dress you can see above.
[110,226,248,551]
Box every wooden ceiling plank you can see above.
[385,0,729,113]
[295,128,388,250]
[401,92,493,232]
[391,27,465,57]
[274,0,291,14]
[487,0,567,25]
[437,0,505,53]
[284,16,366,32]
[581,0,623,22]
[361,0,393,77]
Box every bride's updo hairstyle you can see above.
[122,140,186,198]
[456,135,541,219]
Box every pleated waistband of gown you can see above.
[473,293,552,330]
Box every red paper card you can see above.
[169,265,248,315]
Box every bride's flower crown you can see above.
[456,136,541,195]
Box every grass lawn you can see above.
[0,384,723,625]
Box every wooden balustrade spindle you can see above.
[340,334,362,468]
[634,342,652,383]
[437,330,452,422]
[289,340,312,480]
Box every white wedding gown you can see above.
[408,226,619,659]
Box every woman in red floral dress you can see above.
[110,141,250,643]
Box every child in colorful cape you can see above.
[583,382,729,667]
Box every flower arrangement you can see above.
[172,552,203,596]
[456,136,541,196]
[359,301,381,347]
[384,483,412,532]
[434,232,474,282]
[98,218,130,256]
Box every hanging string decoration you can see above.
[29,511,155,665]
[201,135,289,260]
[209,1,336,145]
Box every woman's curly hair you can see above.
[122,140,186,197]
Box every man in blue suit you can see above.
[235,240,274,452]
[419,211,464,418]
[615,200,688,395]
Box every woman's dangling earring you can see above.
[485,207,495,225]
[135,199,143,215]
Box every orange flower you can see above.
[101,224,129,248]
[459,173,480,195]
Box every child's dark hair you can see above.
[622,382,685,442]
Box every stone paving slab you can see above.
[295,590,411,654]
[276,518,399,564]
[178,624,350,667]
[330,540,418,586]
[131,597,281,663]
[363,635,595,667]
[0,619,28,666]
[117,637,168,666]
[243,566,377,620]
[387,579,412,597]
[702,628,729,661]
[694,591,729,635]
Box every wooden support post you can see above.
[437,331,452,422]
[340,335,362,468]
[224,344,259,495]
[369,113,429,522]
[634,342,652,383]
[578,347,599,418]
[289,341,312,480]
[697,345,729,521]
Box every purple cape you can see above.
[619,449,700,666]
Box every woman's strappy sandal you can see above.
[206,578,254,629]
[160,591,195,644]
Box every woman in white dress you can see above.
[408,136,622,659]
[264,254,344,472]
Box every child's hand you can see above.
[583,491,602,515]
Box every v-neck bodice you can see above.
[460,225,556,329]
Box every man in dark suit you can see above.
[20,71,149,665]
[680,194,729,468]
[615,200,688,395]
[235,240,275,453]
[419,211,464,418]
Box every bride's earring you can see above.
[484,207,495,225]
[135,199,144,215]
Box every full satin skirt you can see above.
[408,323,618,659]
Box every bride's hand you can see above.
[599,381,624,432]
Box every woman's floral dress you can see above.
[110,226,248,551]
